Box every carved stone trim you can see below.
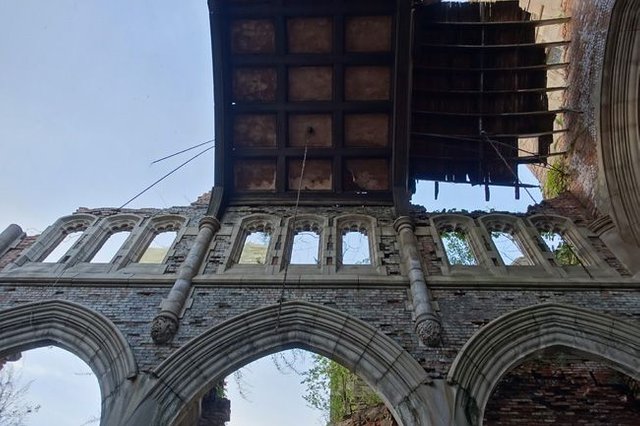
[416,314,442,347]
[151,313,179,344]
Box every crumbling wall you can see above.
[484,351,640,425]
[563,0,614,214]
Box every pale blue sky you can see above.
[0,1,540,425]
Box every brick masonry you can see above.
[484,351,640,425]
[0,196,639,423]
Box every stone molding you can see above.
[599,0,640,245]
[394,216,442,347]
[143,301,435,426]
[151,216,220,344]
[13,213,97,266]
[0,300,138,424]
[447,303,640,425]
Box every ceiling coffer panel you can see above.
[212,0,396,204]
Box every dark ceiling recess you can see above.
[211,0,398,205]
[210,0,570,208]
[410,1,570,199]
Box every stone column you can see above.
[0,224,24,257]
[151,216,220,344]
[393,216,442,346]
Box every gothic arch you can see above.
[145,301,438,426]
[599,0,640,244]
[0,300,138,425]
[447,303,640,425]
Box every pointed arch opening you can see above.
[145,301,436,426]
[448,303,640,425]
[0,300,138,425]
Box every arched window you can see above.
[89,230,132,263]
[41,231,84,263]
[481,215,533,267]
[432,215,480,268]
[11,214,96,269]
[138,231,178,263]
[540,230,579,266]
[335,216,375,267]
[342,229,370,265]
[289,219,321,265]
[80,214,141,266]
[440,228,477,266]
[530,215,581,267]
[238,223,272,265]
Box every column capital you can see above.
[199,216,221,233]
[393,216,415,233]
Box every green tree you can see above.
[441,231,477,265]
[302,354,381,425]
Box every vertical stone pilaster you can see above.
[394,216,442,346]
[151,216,220,344]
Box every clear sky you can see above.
[0,1,541,425]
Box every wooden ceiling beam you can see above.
[414,62,569,72]
[419,40,570,50]
[412,108,566,117]
[412,86,567,95]
[423,17,571,27]
[411,129,569,140]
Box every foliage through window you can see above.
[491,231,530,266]
[341,231,370,265]
[41,231,83,263]
[541,231,579,266]
[89,231,131,263]
[238,230,271,265]
[138,231,177,263]
[441,230,477,266]
[290,231,320,265]
[302,353,382,425]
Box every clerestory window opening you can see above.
[238,228,271,265]
[540,230,580,266]
[491,231,531,266]
[440,230,478,266]
[89,231,131,263]
[138,231,178,264]
[341,229,371,265]
[290,230,320,265]
[42,231,83,263]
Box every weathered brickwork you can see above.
[484,351,640,425]
[564,0,615,214]
[0,283,416,372]
[0,197,638,425]
[428,289,640,380]
[0,235,37,269]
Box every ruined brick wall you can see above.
[0,235,37,269]
[0,284,418,372]
[562,0,614,214]
[484,351,640,425]
[337,404,398,426]
[1,201,639,425]
[427,289,639,380]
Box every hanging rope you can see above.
[151,139,214,165]
[120,145,213,209]
[275,126,312,330]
